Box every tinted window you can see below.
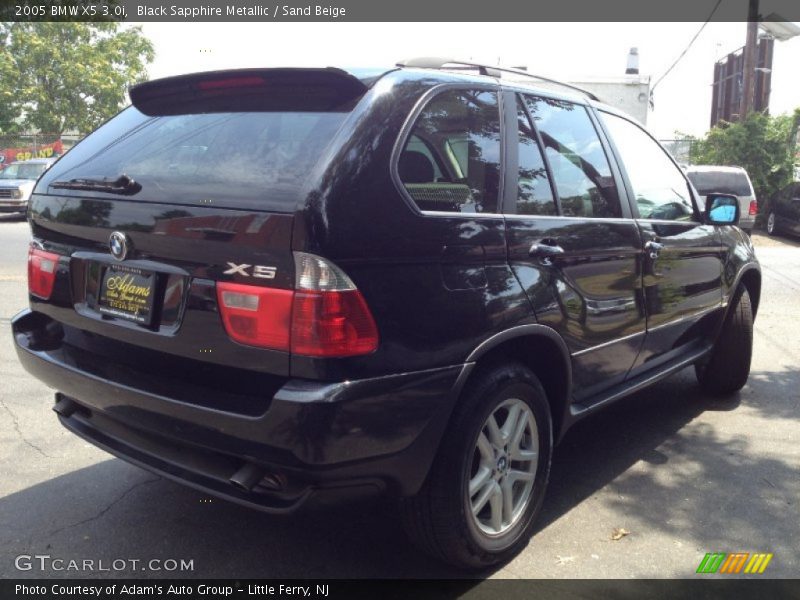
[405,135,445,182]
[524,95,621,218]
[399,89,501,213]
[516,98,556,215]
[686,170,753,197]
[40,107,347,211]
[601,111,695,221]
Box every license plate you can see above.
[97,264,156,325]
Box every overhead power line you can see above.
[650,0,724,106]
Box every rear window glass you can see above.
[687,170,753,196]
[39,107,347,211]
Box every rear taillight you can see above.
[217,282,293,351]
[749,200,758,216]
[290,253,379,357]
[216,252,379,358]
[28,246,60,299]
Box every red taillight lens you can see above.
[216,253,379,357]
[290,252,378,357]
[749,200,758,216]
[217,282,293,351]
[291,289,379,357]
[28,246,60,299]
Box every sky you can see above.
[135,21,800,139]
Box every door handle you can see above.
[644,241,664,259]
[529,241,565,258]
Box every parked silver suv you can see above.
[685,165,757,233]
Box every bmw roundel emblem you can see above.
[109,231,130,261]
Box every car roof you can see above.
[385,66,593,105]
[685,165,747,174]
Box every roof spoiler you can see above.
[129,68,369,116]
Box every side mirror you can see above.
[704,193,740,225]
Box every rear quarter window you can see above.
[397,89,501,214]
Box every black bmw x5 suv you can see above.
[13,60,760,569]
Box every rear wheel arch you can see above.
[736,267,761,319]
[464,326,572,440]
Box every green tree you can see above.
[0,22,154,135]
[688,109,800,206]
[0,24,21,134]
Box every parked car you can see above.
[0,157,57,216]
[685,165,758,234]
[12,61,760,569]
[766,182,800,238]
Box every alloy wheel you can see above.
[466,398,538,537]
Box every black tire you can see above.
[695,287,753,395]
[400,362,552,570]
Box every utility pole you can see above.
[739,0,760,120]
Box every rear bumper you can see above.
[13,309,469,513]
[739,216,755,231]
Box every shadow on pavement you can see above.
[540,368,798,575]
[0,368,796,578]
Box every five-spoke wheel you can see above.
[468,398,538,536]
[401,363,552,569]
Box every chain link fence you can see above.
[659,138,698,167]
[0,133,83,170]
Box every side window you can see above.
[523,95,621,218]
[600,111,695,221]
[516,97,556,215]
[405,135,445,182]
[398,89,501,214]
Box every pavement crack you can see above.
[0,397,53,458]
[47,477,160,537]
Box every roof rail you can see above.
[396,57,600,101]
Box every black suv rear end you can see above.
[13,64,760,569]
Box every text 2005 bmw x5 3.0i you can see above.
[13,59,760,569]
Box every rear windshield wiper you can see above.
[51,174,142,195]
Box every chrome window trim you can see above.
[571,330,645,358]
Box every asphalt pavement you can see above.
[0,217,797,579]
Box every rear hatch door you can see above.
[29,68,367,377]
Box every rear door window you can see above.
[39,107,348,212]
[522,95,622,219]
[516,97,556,215]
[398,89,501,214]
